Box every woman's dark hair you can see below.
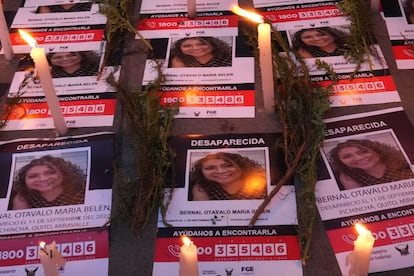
[292,27,349,54]
[329,139,410,175]
[169,37,231,67]
[47,51,99,69]
[404,0,414,23]
[13,155,86,200]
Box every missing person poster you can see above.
[1,92,117,130]
[380,0,414,69]
[316,107,414,274]
[0,229,109,276]
[253,1,401,106]
[138,0,255,118]
[0,132,113,236]
[153,133,302,276]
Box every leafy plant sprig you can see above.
[243,23,334,264]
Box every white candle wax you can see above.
[258,22,275,112]
[0,0,14,60]
[187,0,196,19]
[39,242,59,276]
[19,30,68,135]
[179,237,199,276]
[347,224,375,276]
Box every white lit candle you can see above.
[39,241,66,276]
[179,236,199,276]
[231,5,274,112]
[187,0,196,19]
[19,30,68,136]
[0,0,14,60]
[347,223,375,276]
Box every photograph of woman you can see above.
[328,139,414,190]
[291,26,350,58]
[169,36,232,68]
[9,155,87,210]
[189,152,267,201]
[47,51,100,78]
[37,3,93,13]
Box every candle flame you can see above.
[182,236,192,247]
[355,223,369,235]
[39,241,46,249]
[18,29,38,48]
[231,5,264,24]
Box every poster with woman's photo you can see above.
[0,132,114,236]
[152,132,302,276]
[8,42,119,97]
[315,107,414,274]
[380,0,414,68]
[253,1,401,106]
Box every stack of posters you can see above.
[153,133,302,275]
[380,0,414,69]
[0,132,114,275]
[136,0,256,118]
[253,0,401,106]
[2,0,119,130]
[316,107,414,274]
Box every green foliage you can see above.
[109,73,176,231]
[244,24,334,264]
[338,0,378,73]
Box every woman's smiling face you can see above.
[49,52,82,68]
[180,38,213,58]
[338,145,381,170]
[300,30,336,49]
[201,158,242,186]
[25,164,63,193]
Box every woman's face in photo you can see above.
[50,52,82,68]
[338,145,381,170]
[201,158,242,186]
[300,30,335,48]
[25,164,64,193]
[180,38,213,58]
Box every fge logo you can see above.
[241,266,254,272]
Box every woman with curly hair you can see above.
[169,37,232,68]
[47,51,100,78]
[190,152,267,200]
[10,155,86,209]
[329,139,414,190]
[292,27,350,58]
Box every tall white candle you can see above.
[258,22,274,112]
[231,5,275,112]
[179,236,199,276]
[19,30,68,136]
[0,0,14,60]
[187,0,197,19]
[347,223,375,276]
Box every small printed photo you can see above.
[403,0,414,24]
[17,50,101,80]
[7,148,90,210]
[187,149,269,201]
[289,25,351,59]
[168,36,233,68]
[321,131,414,190]
[36,3,93,13]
